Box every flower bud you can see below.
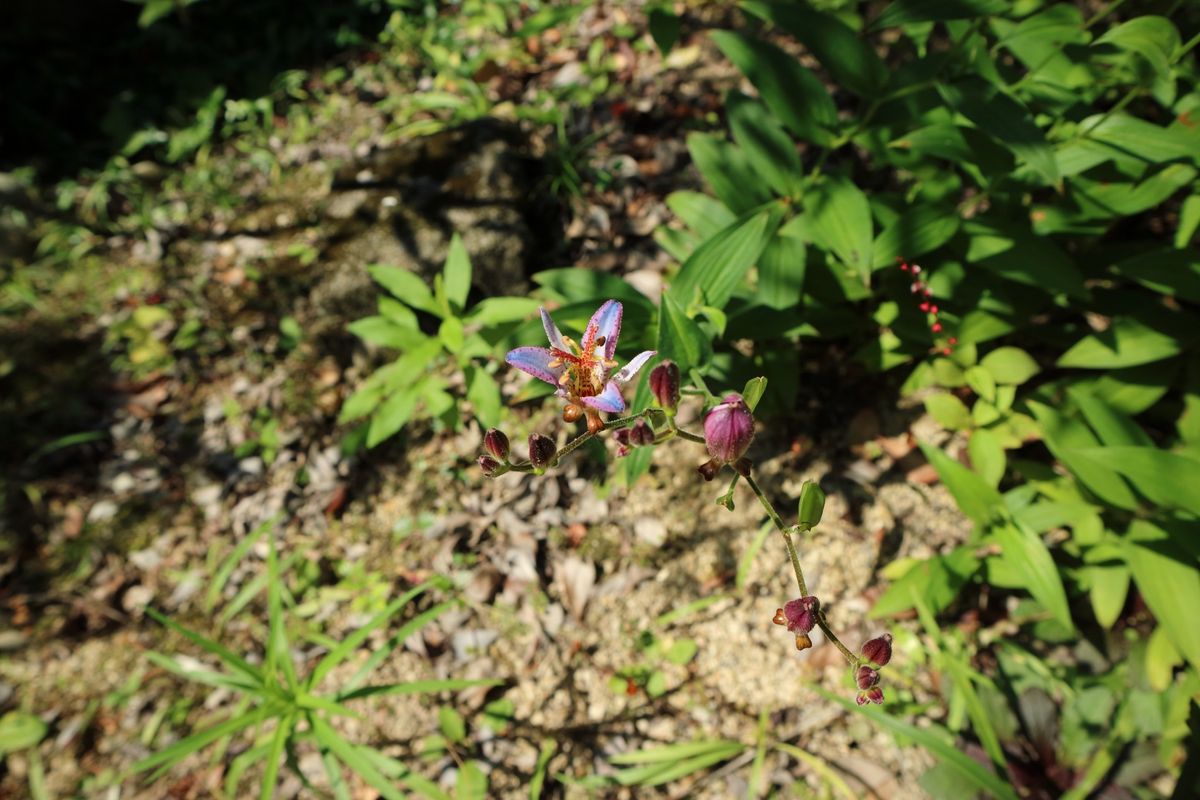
[649,360,680,414]
[704,394,754,464]
[797,480,826,529]
[630,420,653,447]
[861,633,893,667]
[856,686,884,705]
[483,429,510,461]
[528,433,557,471]
[856,665,880,690]
[478,455,503,478]
[781,595,819,634]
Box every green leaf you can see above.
[1107,248,1200,304]
[309,717,409,800]
[367,265,439,316]
[807,176,873,272]
[1125,520,1200,671]
[979,347,1039,385]
[442,233,471,311]
[260,714,296,800]
[965,366,996,403]
[993,521,1074,633]
[665,638,699,665]
[686,133,773,214]
[466,366,502,428]
[815,688,1020,800]
[339,678,502,703]
[146,608,263,685]
[742,377,768,412]
[968,429,1005,488]
[726,91,804,196]
[1095,16,1180,79]
[439,707,467,743]
[1070,446,1200,516]
[367,389,418,448]
[656,292,707,375]
[918,442,1003,526]
[940,78,1058,186]
[925,393,973,431]
[1026,401,1138,510]
[1071,391,1153,448]
[1058,317,1182,368]
[871,546,981,617]
[133,707,272,775]
[464,297,540,327]
[667,191,737,235]
[743,1,887,97]
[347,317,426,350]
[0,712,47,754]
[757,230,806,310]
[610,740,745,765]
[647,6,682,54]
[437,317,463,353]
[1176,194,1200,248]
[1084,544,1129,629]
[533,270,653,310]
[670,209,778,311]
[871,205,960,269]
[1078,113,1198,165]
[872,0,1009,29]
[962,217,1084,298]
[207,516,275,612]
[710,31,835,144]
[530,739,556,800]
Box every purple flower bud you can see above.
[630,420,653,447]
[483,429,510,461]
[528,433,557,471]
[781,595,819,634]
[649,360,680,413]
[704,394,754,464]
[856,665,880,690]
[861,633,893,667]
[857,686,884,705]
[478,455,503,478]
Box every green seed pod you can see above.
[797,480,826,530]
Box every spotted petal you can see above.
[506,346,564,385]
[540,307,569,352]
[581,380,626,413]
[583,300,622,360]
[613,350,656,383]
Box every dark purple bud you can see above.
[856,665,880,690]
[697,458,720,482]
[478,455,503,478]
[630,420,653,447]
[483,429,510,461]
[782,595,819,634]
[704,394,754,464]
[861,633,893,667]
[865,686,884,704]
[649,360,680,413]
[733,457,752,477]
[528,433,557,471]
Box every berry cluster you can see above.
[898,259,958,356]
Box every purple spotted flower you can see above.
[506,300,656,434]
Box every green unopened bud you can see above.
[797,480,826,530]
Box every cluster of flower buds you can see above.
[613,419,655,457]
[898,260,957,356]
[477,429,558,477]
[698,393,754,480]
[772,595,820,651]
[855,632,893,705]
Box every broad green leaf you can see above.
[968,428,1005,488]
[808,176,872,273]
[889,124,973,164]
[1026,401,1138,510]
[686,132,772,214]
[670,209,778,310]
[871,205,960,269]
[367,265,439,316]
[965,366,996,403]
[656,292,707,375]
[940,78,1058,185]
[1125,520,1200,671]
[0,712,47,754]
[1058,318,1182,368]
[816,688,1020,800]
[918,442,1003,526]
[726,91,804,196]
[439,707,467,743]
[464,297,540,326]
[1078,113,1198,165]
[442,233,471,311]
[338,384,385,423]
[871,546,981,617]
[1071,391,1153,448]
[1107,248,1200,304]
[1095,16,1180,79]
[466,366,502,428]
[1084,544,1129,629]
[979,346,1039,385]
[667,191,736,239]
[458,761,489,799]
[925,393,973,431]
[873,0,1009,29]
[1176,194,1200,248]
[533,270,654,310]
[743,1,887,97]
[710,30,835,144]
[1146,626,1183,691]
[742,377,768,412]
[1070,446,1200,515]
[647,6,681,54]
[367,389,418,448]
[1071,165,1197,218]
[757,230,806,309]
[347,317,425,350]
[963,216,1084,297]
[993,522,1074,633]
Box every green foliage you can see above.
[134,532,497,797]
[343,235,539,448]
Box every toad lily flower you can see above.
[506,300,655,434]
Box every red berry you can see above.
[932,323,943,333]
[949,337,958,345]
[930,305,939,314]
[942,347,953,355]
[919,302,930,312]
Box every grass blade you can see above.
[308,717,408,800]
[145,651,260,694]
[133,705,272,776]
[146,608,263,685]
[773,743,857,800]
[206,515,276,612]
[530,738,556,799]
[339,678,502,703]
[610,739,743,764]
[259,714,294,800]
[341,601,457,694]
